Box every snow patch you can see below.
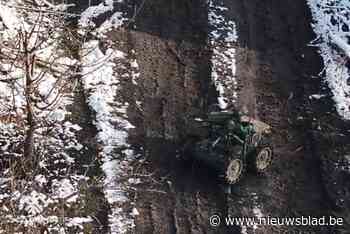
[309,94,326,99]
[307,0,350,119]
[208,0,238,109]
[130,207,139,217]
[66,217,93,229]
[19,191,53,215]
[98,11,128,34]
[252,207,263,230]
[241,225,248,234]
[81,40,136,233]
[79,0,126,31]
[0,4,20,31]
[79,0,114,28]
[54,178,78,203]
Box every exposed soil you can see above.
[73,0,341,233]
[121,0,334,233]
[226,0,334,233]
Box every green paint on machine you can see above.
[184,109,273,185]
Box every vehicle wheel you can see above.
[225,158,244,184]
[253,146,273,173]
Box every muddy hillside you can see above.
[1,0,350,233]
[76,0,348,233]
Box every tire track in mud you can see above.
[226,0,334,233]
[127,0,335,233]
[73,0,336,233]
[115,1,236,233]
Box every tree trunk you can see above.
[22,31,35,161]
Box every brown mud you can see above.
[126,0,334,233]
[72,0,342,233]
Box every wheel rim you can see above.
[256,147,272,171]
[226,159,243,184]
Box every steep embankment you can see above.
[307,0,350,225]
[124,0,335,233]
[74,0,340,233]
[121,1,232,233]
[225,0,335,233]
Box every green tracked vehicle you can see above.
[185,109,273,185]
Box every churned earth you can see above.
[73,0,346,233]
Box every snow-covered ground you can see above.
[79,2,140,232]
[307,0,350,119]
[208,0,238,109]
[0,0,139,232]
[0,1,98,232]
[79,0,128,36]
[81,40,138,233]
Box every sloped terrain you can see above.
[0,0,349,233]
[98,0,336,233]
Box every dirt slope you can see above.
[121,1,233,233]
[120,0,334,233]
[74,0,338,233]
[226,0,334,233]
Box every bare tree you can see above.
[0,1,82,172]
